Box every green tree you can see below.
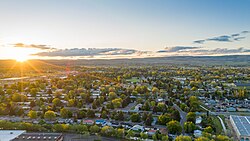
[117,128,125,138]
[60,108,72,118]
[30,88,38,97]
[101,111,108,119]
[186,112,196,123]
[100,126,115,137]
[175,135,192,141]
[89,125,100,134]
[167,120,182,134]
[52,98,61,107]
[140,132,148,139]
[126,130,135,138]
[162,135,169,141]
[28,110,37,119]
[77,111,86,119]
[116,111,124,121]
[87,109,95,118]
[184,122,196,133]
[204,126,213,133]
[158,114,171,125]
[12,93,27,102]
[195,137,210,141]
[143,101,151,111]
[44,110,56,120]
[152,87,160,94]
[112,98,122,108]
[157,102,166,112]
[108,92,117,100]
[130,113,140,122]
[68,99,75,107]
[215,135,230,141]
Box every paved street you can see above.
[173,104,187,133]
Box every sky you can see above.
[0,0,249,60]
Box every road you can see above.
[217,116,227,134]
[173,104,187,133]
[117,102,137,111]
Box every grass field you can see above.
[212,116,223,134]
[126,77,141,83]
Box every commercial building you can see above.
[11,133,63,141]
[230,115,250,141]
[0,130,26,141]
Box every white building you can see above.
[0,130,26,141]
[230,115,250,141]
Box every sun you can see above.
[12,50,30,62]
[15,56,29,62]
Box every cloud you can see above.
[234,37,245,41]
[171,47,250,55]
[241,31,250,34]
[194,31,249,44]
[157,46,201,53]
[207,35,231,42]
[193,40,206,44]
[191,48,245,54]
[34,48,143,57]
[13,43,53,50]
[156,46,250,56]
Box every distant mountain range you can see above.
[34,47,250,58]
[41,55,250,66]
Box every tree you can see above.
[44,110,56,120]
[117,128,125,138]
[87,109,95,118]
[175,135,192,141]
[215,135,230,141]
[126,130,135,138]
[77,111,86,119]
[112,98,122,108]
[101,126,115,137]
[30,101,36,108]
[184,122,196,133]
[52,98,61,107]
[152,87,160,94]
[204,126,213,133]
[30,88,38,97]
[12,93,27,102]
[71,124,88,134]
[130,113,140,122]
[116,111,124,121]
[142,112,148,121]
[143,101,151,111]
[108,92,117,100]
[28,110,37,119]
[101,111,108,119]
[140,132,148,139]
[145,114,153,126]
[157,102,166,112]
[68,99,75,107]
[53,124,69,132]
[186,112,196,123]
[162,135,169,141]
[158,114,171,125]
[195,137,210,141]
[92,101,97,109]
[188,96,200,112]
[60,108,72,118]
[89,125,100,134]
[171,110,181,121]
[167,120,182,134]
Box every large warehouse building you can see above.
[230,115,250,141]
